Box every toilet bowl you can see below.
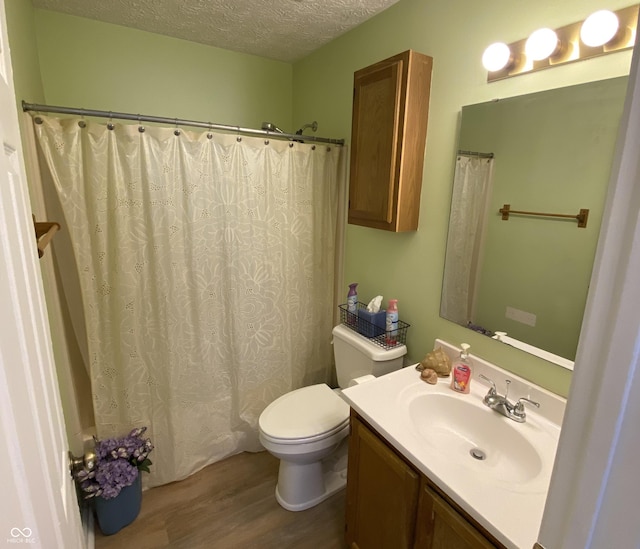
[259,384,350,511]
[258,324,407,511]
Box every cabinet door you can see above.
[348,50,432,232]
[349,55,404,229]
[415,481,498,549]
[346,416,420,549]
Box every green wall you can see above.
[7,0,634,397]
[31,9,293,132]
[5,0,44,103]
[460,77,627,360]
[292,0,633,396]
[5,1,44,116]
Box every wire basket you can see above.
[339,302,410,350]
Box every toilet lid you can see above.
[259,384,350,441]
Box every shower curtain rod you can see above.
[21,101,345,146]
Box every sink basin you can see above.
[408,392,543,484]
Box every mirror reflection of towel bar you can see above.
[499,204,589,228]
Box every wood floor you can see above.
[94,451,348,549]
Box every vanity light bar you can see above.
[485,4,638,82]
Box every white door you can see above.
[538,21,640,549]
[0,0,85,546]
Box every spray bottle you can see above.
[347,283,358,313]
[385,299,399,345]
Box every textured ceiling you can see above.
[31,0,400,62]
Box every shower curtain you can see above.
[441,154,494,327]
[34,115,343,487]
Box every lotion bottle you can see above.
[450,343,472,394]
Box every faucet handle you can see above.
[514,397,540,418]
[478,374,497,395]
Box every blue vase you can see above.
[95,474,142,535]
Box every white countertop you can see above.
[341,340,566,549]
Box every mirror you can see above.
[441,77,628,367]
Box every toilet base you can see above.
[274,438,348,512]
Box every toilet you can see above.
[258,323,407,511]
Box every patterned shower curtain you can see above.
[441,154,494,327]
[34,115,342,487]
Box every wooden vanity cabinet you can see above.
[345,412,504,549]
[348,50,432,232]
[414,480,498,549]
[345,412,420,548]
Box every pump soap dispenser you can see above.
[450,343,472,394]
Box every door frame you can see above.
[0,0,85,545]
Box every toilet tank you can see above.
[332,324,407,388]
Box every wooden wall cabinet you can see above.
[348,50,432,232]
[345,412,503,549]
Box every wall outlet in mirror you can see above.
[505,306,536,327]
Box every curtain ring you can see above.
[236,126,242,142]
[264,139,269,146]
[174,118,181,136]
[107,112,114,130]
[207,123,213,140]
[311,145,316,151]
[34,116,43,125]
[326,146,331,152]
[289,142,294,148]
[138,115,144,133]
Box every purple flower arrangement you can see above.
[75,427,154,500]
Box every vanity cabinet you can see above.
[345,412,420,548]
[345,412,503,549]
[414,481,497,549]
[348,50,432,232]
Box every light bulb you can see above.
[482,43,512,72]
[525,28,559,61]
[580,10,619,47]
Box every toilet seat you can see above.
[260,420,349,446]
[259,383,349,444]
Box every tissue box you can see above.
[357,309,386,338]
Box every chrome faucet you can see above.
[478,374,540,423]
